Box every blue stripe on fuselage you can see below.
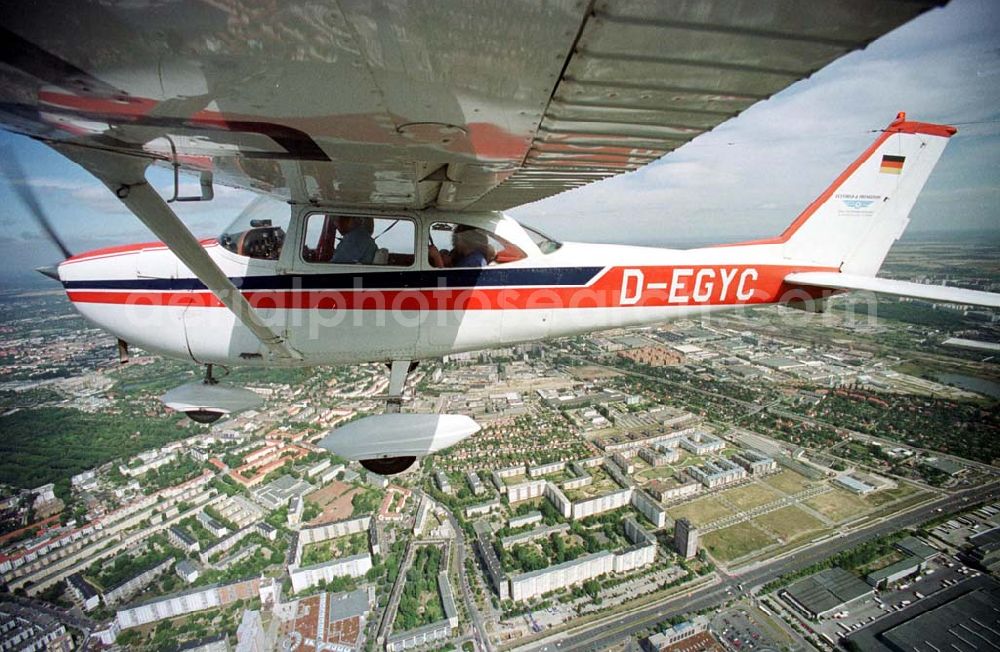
[61,267,605,291]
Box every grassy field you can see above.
[762,469,813,494]
[636,465,678,483]
[673,450,702,469]
[565,470,621,500]
[721,483,783,511]
[667,496,732,527]
[703,522,775,562]
[753,506,826,542]
[864,481,919,507]
[803,488,869,522]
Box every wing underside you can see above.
[0,0,943,211]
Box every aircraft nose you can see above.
[35,265,61,281]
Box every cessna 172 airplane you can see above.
[1,1,997,473]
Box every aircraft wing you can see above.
[785,272,1000,309]
[0,1,943,211]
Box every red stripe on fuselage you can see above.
[66,264,837,310]
[62,239,219,266]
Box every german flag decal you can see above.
[880,154,905,174]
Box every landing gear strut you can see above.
[385,360,418,413]
[318,360,481,476]
[360,360,420,473]
[184,365,223,423]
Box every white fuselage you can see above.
[57,211,833,366]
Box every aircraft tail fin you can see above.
[780,113,956,276]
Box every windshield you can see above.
[219,197,290,260]
[522,224,562,254]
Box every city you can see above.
[0,238,997,651]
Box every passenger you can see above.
[331,216,377,264]
[428,243,452,268]
[449,226,491,268]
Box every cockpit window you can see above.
[302,213,415,266]
[428,222,527,268]
[219,198,290,261]
[522,225,562,254]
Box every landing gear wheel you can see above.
[184,409,224,424]
[360,456,416,475]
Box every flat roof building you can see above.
[508,511,543,530]
[895,536,939,562]
[834,474,876,495]
[866,556,924,589]
[473,522,508,601]
[434,470,452,494]
[674,518,698,560]
[66,573,100,612]
[844,576,1000,651]
[466,471,485,496]
[176,559,200,584]
[967,527,1000,571]
[781,567,873,619]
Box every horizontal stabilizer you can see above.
[785,272,1000,309]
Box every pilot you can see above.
[450,226,492,267]
[428,244,452,268]
[331,216,377,264]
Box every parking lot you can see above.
[711,604,787,651]
[812,555,979,642]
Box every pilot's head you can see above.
[335,215,357,235]
[452,225,489,255]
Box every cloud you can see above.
[513,0,1000,245]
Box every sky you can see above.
[0,0,997,285]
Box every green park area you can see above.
[804,489,869,523]
[395,545,446,631]
[667,496,731,527]
[702,522,774,563]
[864,482,921,507]
[752,506,827,543]
[635,463,677,483]
[564,468,622,501]
[763,469,814,494]
[301,532,369,567]
[721,483,782,511]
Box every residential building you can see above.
[288,496,304,527]
[176,560,200,584]
[168,526,201,553]
[116,577,270,629]
[104,558,175,606]
[674,518,698,559]
[0,602,73,652]
[288,554,372,594]
[466,471,485,496]
[66,573,100,612]
[464,500,500,518]
[686,458,747,489]
[631,489,667,529]
[197,510,231,538]
[508,511,543,529]
[507,479,546,503]
[732,449,778,476]
[434,470,452,494]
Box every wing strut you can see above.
[55,144,302,361]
